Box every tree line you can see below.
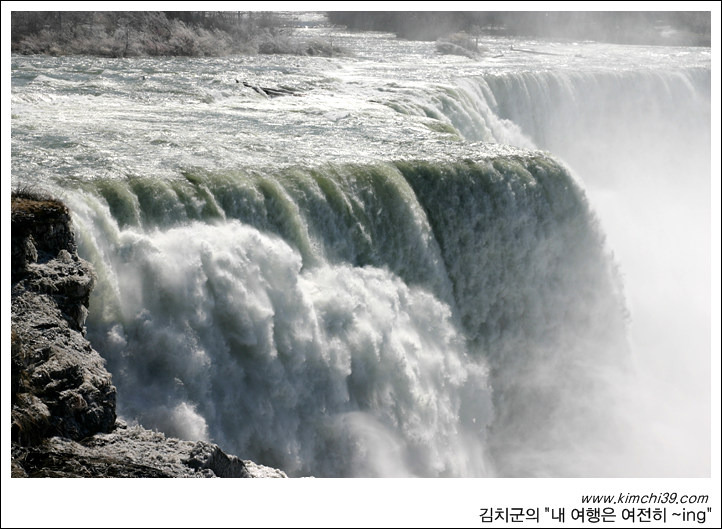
[10,11,344,57]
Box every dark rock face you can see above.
[11,196,116,445]
[184,440,253,478]
[10,194,286,478]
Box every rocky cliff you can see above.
[10,192,286,478]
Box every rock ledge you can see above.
[10,193,286,478]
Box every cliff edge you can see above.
[10,192,286,478]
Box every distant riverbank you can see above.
[10,11,346,57]
[11,11,711,59]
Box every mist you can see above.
[579,94,711,476]
[485,67,712,476]
[327,11,711,47]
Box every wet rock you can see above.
[10,194,287,478]
[11,196,116,444]
[184,441,253,478]
[12,425,285,478]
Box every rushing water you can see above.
[10,17,711,477]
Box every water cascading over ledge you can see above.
[64,152,630,477]
[13,33,708,478]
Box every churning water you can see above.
[10,19,711,477]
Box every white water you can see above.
[9,20,711,477]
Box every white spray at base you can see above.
[90,218,491,477]
[69,154,628,477]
